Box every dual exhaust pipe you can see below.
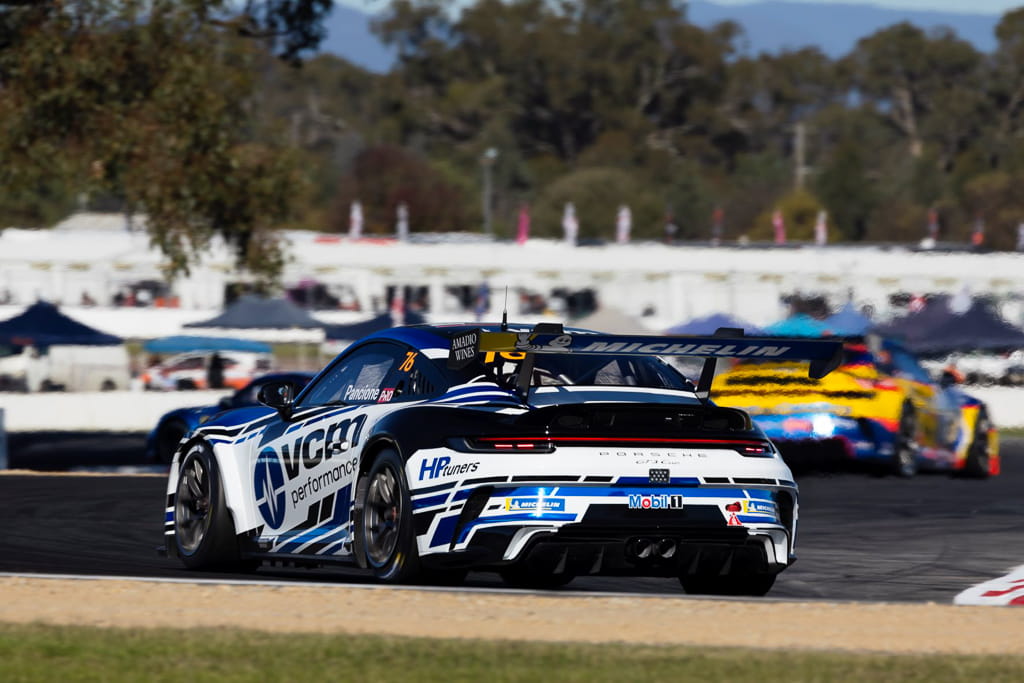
[626,537,676,562]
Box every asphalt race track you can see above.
[1,437,1021,602]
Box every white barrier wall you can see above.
[0,391,231,432]
[0,387,1021,431]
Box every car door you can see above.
[889,346,959,453]
[250,342,407,558]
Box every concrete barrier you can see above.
[0,386,1022,432]
[0,390,231,432]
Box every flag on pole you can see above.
[516,204,530,245]
[615,205,632,245]
[562,202,578,246]
[772,209,786,245]
[971,214,984,248]
[349,200,363,240]
[814,210,828,246]
[396,202,409,241]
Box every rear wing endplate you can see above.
[448,324,843,400]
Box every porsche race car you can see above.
[163,323,841,595]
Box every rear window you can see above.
[446,352,692,391]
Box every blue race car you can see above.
[147,371,315,463]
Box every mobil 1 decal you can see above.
[254,412,367,530]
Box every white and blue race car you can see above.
[164,322,841,595]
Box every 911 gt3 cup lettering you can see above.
[418,456,479,480]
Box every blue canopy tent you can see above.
[323,311,427,342]
[142,335,272,354]
[824,303,874,336]
[0,301,121,346]
[185,295,325,329]
[665,313,764,336]
[763,314,834,337]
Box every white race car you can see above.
[163,322,840,595]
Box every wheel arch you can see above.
[172,435,258,536]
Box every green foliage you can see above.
[0,0,327,284]
[5,0,1024,273]
[750,188,823,241]
[532,167,664,241]
[327,145,472,235]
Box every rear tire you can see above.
[680,572,776,597]
[174,443,253,571]
[359,449,421,583]
[960,411,992,479]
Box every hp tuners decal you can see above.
[418,456,479,480]
[628,494,684,510]
[254,448,287,528]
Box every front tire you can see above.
[891,405,918,478]
[359,448,421,582]
[174,443,251,571]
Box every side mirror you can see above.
[257,380,296,420]
[217,396,232,409]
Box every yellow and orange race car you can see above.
[711,337,998,477]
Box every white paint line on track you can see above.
[954,564,1024,606]
[0,571,934,606]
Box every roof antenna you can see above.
[501,286,509,331]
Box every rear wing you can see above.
[448,323,843,400]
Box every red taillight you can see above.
[740,445,768,455]
[725,502,742,512]
[466,437,554,453]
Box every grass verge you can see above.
[2,624,1024,682]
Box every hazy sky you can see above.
[337,0,1022,16]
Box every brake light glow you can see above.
[456,436,773,456]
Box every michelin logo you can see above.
[505,497,566,512]
[579,341,791,357]
[742,499,777,516]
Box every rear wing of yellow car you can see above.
[448,323,844,400]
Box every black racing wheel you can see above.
[174,442,253,571]
[359,448,421,583]
[891,404,919,478]
[960,410,992,479]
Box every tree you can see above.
[0,1,332,283]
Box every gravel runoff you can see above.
[2,576,1023,654]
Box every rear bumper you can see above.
[413,483,797,577]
